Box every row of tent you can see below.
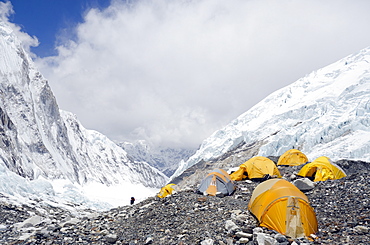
[230,149,347,182]
[158,149,347,198]
[157,149,347,239]
[193,168,318,238]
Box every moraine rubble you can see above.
[0,159,369,245]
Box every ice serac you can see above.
[0,21,167,189]
[173,47,370,179]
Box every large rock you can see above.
[293,178,315,191]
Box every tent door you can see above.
[205,176,217,196]
[285,197,305,238]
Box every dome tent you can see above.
[229,165,248,181]
[248,179,318,238]
[197,169,236,196]
[297,156,347,182]
[157,184,176,198]
[278,149,309,166]
[230,156,281,181]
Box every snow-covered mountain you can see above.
[0,20,168,208]
[172,47,370,181]
[118,140,195,177]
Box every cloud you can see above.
[0,1,39,54]
[35,0,370,149]
[0,1,12,20]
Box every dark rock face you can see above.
[0,160,369,244]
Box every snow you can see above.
[1,8,370,212]
[0,19,166,211]
[0,161,158,210]
[80,181,158,207]
[172,46,370,179]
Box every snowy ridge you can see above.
[61,111,168,187]
[173,47,370,178]
[0,20,168,209]
[119,140,195,177]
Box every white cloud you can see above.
[0,1,39,55]
[35,0,370,149]
[0,1,12,20]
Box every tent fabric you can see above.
[197,169,236,196]
[297,156,347,182]
[231,156,281,180]
[230,165,247,181]
[157,184,176,198]
[277,149,309,166]
[248,179,318,238]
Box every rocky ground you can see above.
[0,159,369,245]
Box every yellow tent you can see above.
[231,156,281,181]
[297,156,347,182]
[157,184,176,198]
[277,149,308,166]
[248,179,318,238]
[230,165,248,181]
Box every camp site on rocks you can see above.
[0,157,369,245]
[1,14,370,244]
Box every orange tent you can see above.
[298,156,346,181]
[230,156,281,181]
[157,184,176,198]
[248,179,318,238]
[278,149,308,166]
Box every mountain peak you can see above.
[0,20,168,209]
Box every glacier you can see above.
[173,47,370,179]
[0,19,168,210]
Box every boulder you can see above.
[293,178,315,191]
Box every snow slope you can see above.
[0,19,167,209]
[173,47,370,178]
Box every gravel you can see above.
[0,159,369,244]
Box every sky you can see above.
[2,0,370,150]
